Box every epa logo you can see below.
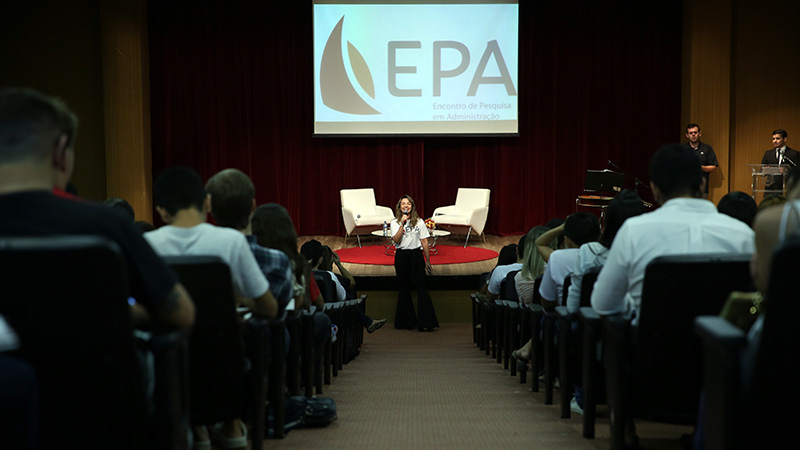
[320,16,517,116]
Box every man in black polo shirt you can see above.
[684,123,718,198]
[0,87,195,331]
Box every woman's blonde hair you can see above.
[521,225,553,280]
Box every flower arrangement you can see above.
[425,218,436,230]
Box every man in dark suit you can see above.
[760,129,799,193]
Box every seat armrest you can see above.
[341,207,356,234]
[468,206,489,235]
[578,306,601,326]
[554,305,572,320]
[694,316,747,350]
[694,316,748,450]
[375,205,394,218]
[433,205,456,216]
[147,330,191,450]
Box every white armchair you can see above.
[340,188,395,247]
[431,188,490,247]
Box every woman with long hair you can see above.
[515,225,554,305]
[565,189,647,313]
[251,203,315,310]
[390,195,439,331]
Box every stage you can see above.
[298,234,520,291]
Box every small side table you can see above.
[370,229,396,256]
[369,229,451,256]
[428,229,451,255]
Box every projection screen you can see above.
[313,1,519,136]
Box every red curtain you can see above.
[148,1,681,236]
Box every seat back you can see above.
[163,255,246,424]
[744,235,800,446]
[340,188,378,216]
[579,269,600,307]
[0,236,149,449]
[502,270,520,302]
[454,188,490,216]
[313,270,338,303]
[632,253,753,423]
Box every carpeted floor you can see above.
[257,323,692,450]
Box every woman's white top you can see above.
[391,218,430,250]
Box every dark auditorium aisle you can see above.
[260,323,691,450]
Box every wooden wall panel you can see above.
[101,0,153,223]
[682,0,733,204]
[730,0,800,201]
[0,1,107,201]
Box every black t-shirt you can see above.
[0,190,178,313]
[684,141,718,193]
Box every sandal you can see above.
[511,349,530,363]
[367,318,387,333]
[212,421,248,449]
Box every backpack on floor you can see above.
[287,395,338,428]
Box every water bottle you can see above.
[383,221,388,237]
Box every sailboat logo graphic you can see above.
[320,16,380,115]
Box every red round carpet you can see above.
[335,245,499,266]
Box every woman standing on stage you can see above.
[391,195,439,331]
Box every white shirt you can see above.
[145,223,269,300]
[566,242,609,313]
[327,270,347,301]
[591,198,754,325]
[487,262,523,296]
[390,218,430,250]
[539,248,579,304]
[514,271,538,305]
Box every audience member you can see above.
[564,190,646,415]
[757,193,786,213]
[250,203,318,309]
[717,191,757,228]
[478,243,517,296]
[205,168,293,308]
[301,239,387,334]
[0,87,195,332]
[319,245,356,298]
[0,87,195,449]
[566,191,646,314]
[515,226,552,305]
[591,144,754,325]
[486,236,527,302]
[539,212,601,310]
[511,212,600,366]
[104,197,136,222]
[136,220,156,233]
[145,166,277,449]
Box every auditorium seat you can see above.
[555,269,600,419]
[0,236,189,450]
[431,188,490,247]
[694,235,800,450]
[163,255,270,448]
[599,253,754,450]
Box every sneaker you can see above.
[367,318,387,333]
[211,421,247,449]
[330,324,338,343]
[537,374,560,389]
[570,397,584,415]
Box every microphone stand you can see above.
[608,160,654,207]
